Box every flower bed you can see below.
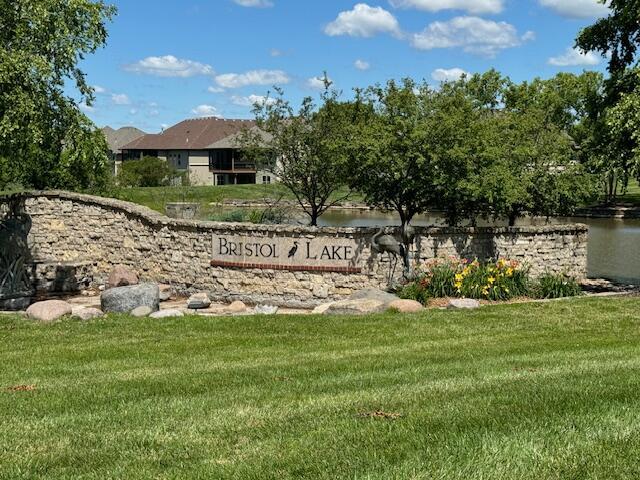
[399,257,582,305]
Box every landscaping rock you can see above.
[312,302,335,315]
[0,297,32,311]
[225,301,247,314]
[100,283,160,313]
[325,299,386,315]
[131,306,153,317]
[388,299,424,313]
[158,284,172,302]
[72,307,104,320]
[448,298,481,310]
[26,300,72,322]
[107,265,139,289]
[150,309,184,319]
[349,288,399,306]
[187,292,211,309]
[254,305,279,315]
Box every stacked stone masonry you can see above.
[2,191,589,308]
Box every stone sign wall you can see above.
[211,234,363,273]
[0,191,589,308]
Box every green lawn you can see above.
[620,180,640,205]
[109,184,294,218]
[107,185,359,219]
[2,298,640,479]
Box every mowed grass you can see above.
[109,184,294,217]
[1,298,640,479]
[108,185,359,218]
[620,180,640,205]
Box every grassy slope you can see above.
[1,298,640,479]
[108,185,359,218]
[109,184,294,217]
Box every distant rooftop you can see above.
[121,117,256,151]
[101,126,146,153]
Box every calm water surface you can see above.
[317,209,640,284]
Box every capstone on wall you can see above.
[3,191,588,307]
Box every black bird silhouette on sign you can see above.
[288,241,299,258]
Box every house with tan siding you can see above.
[120,117,274,186]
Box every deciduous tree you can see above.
[240,81,354,226]
[0,0,116,191]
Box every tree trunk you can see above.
[309,205,319,227]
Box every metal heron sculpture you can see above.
[371,228,409,284]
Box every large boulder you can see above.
[107,265,139,289]
[26,300,73,322]
[101,283,159,313]
[349,288,399,306]
[388,299,424,313]
[325,299,387,315]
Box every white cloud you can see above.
[325,3,401,38]
[191,105,223,118]
[390,0,504,14]
[124,55,214,77]
[93,85,106,94]
[111,93,131,105]
[208,86,225,93]
[130,108,138,115]
[548,47,601,66]
[233,0,273,7]
[270,48,283,57]
[79,101,95,112]
[215,69,290,88]
[231,94,277,107]
[411,16,531,57]
[307,76,333,90]
[431,67,469,82]
[354,59,371,70]
[539,0,609,19]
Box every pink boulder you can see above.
[26,300,73,323]
[388,299,424,313]
[107,265,139,289]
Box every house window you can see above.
[209,149,233,171]
[262,175,271,184]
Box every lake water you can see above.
[316,209,640,285]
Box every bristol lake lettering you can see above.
[211,234,363,273]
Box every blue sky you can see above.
[80,0,610,133]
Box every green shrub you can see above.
[397,282,430,305]
[399,257,530,304]
[247,207,290,225]
[533,273,583,299]
[211,207,290,225]
[210,209,248,223]
[118,157,186,187]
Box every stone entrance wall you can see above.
[1,191,589,307]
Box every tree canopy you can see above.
[0,0,116,191]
